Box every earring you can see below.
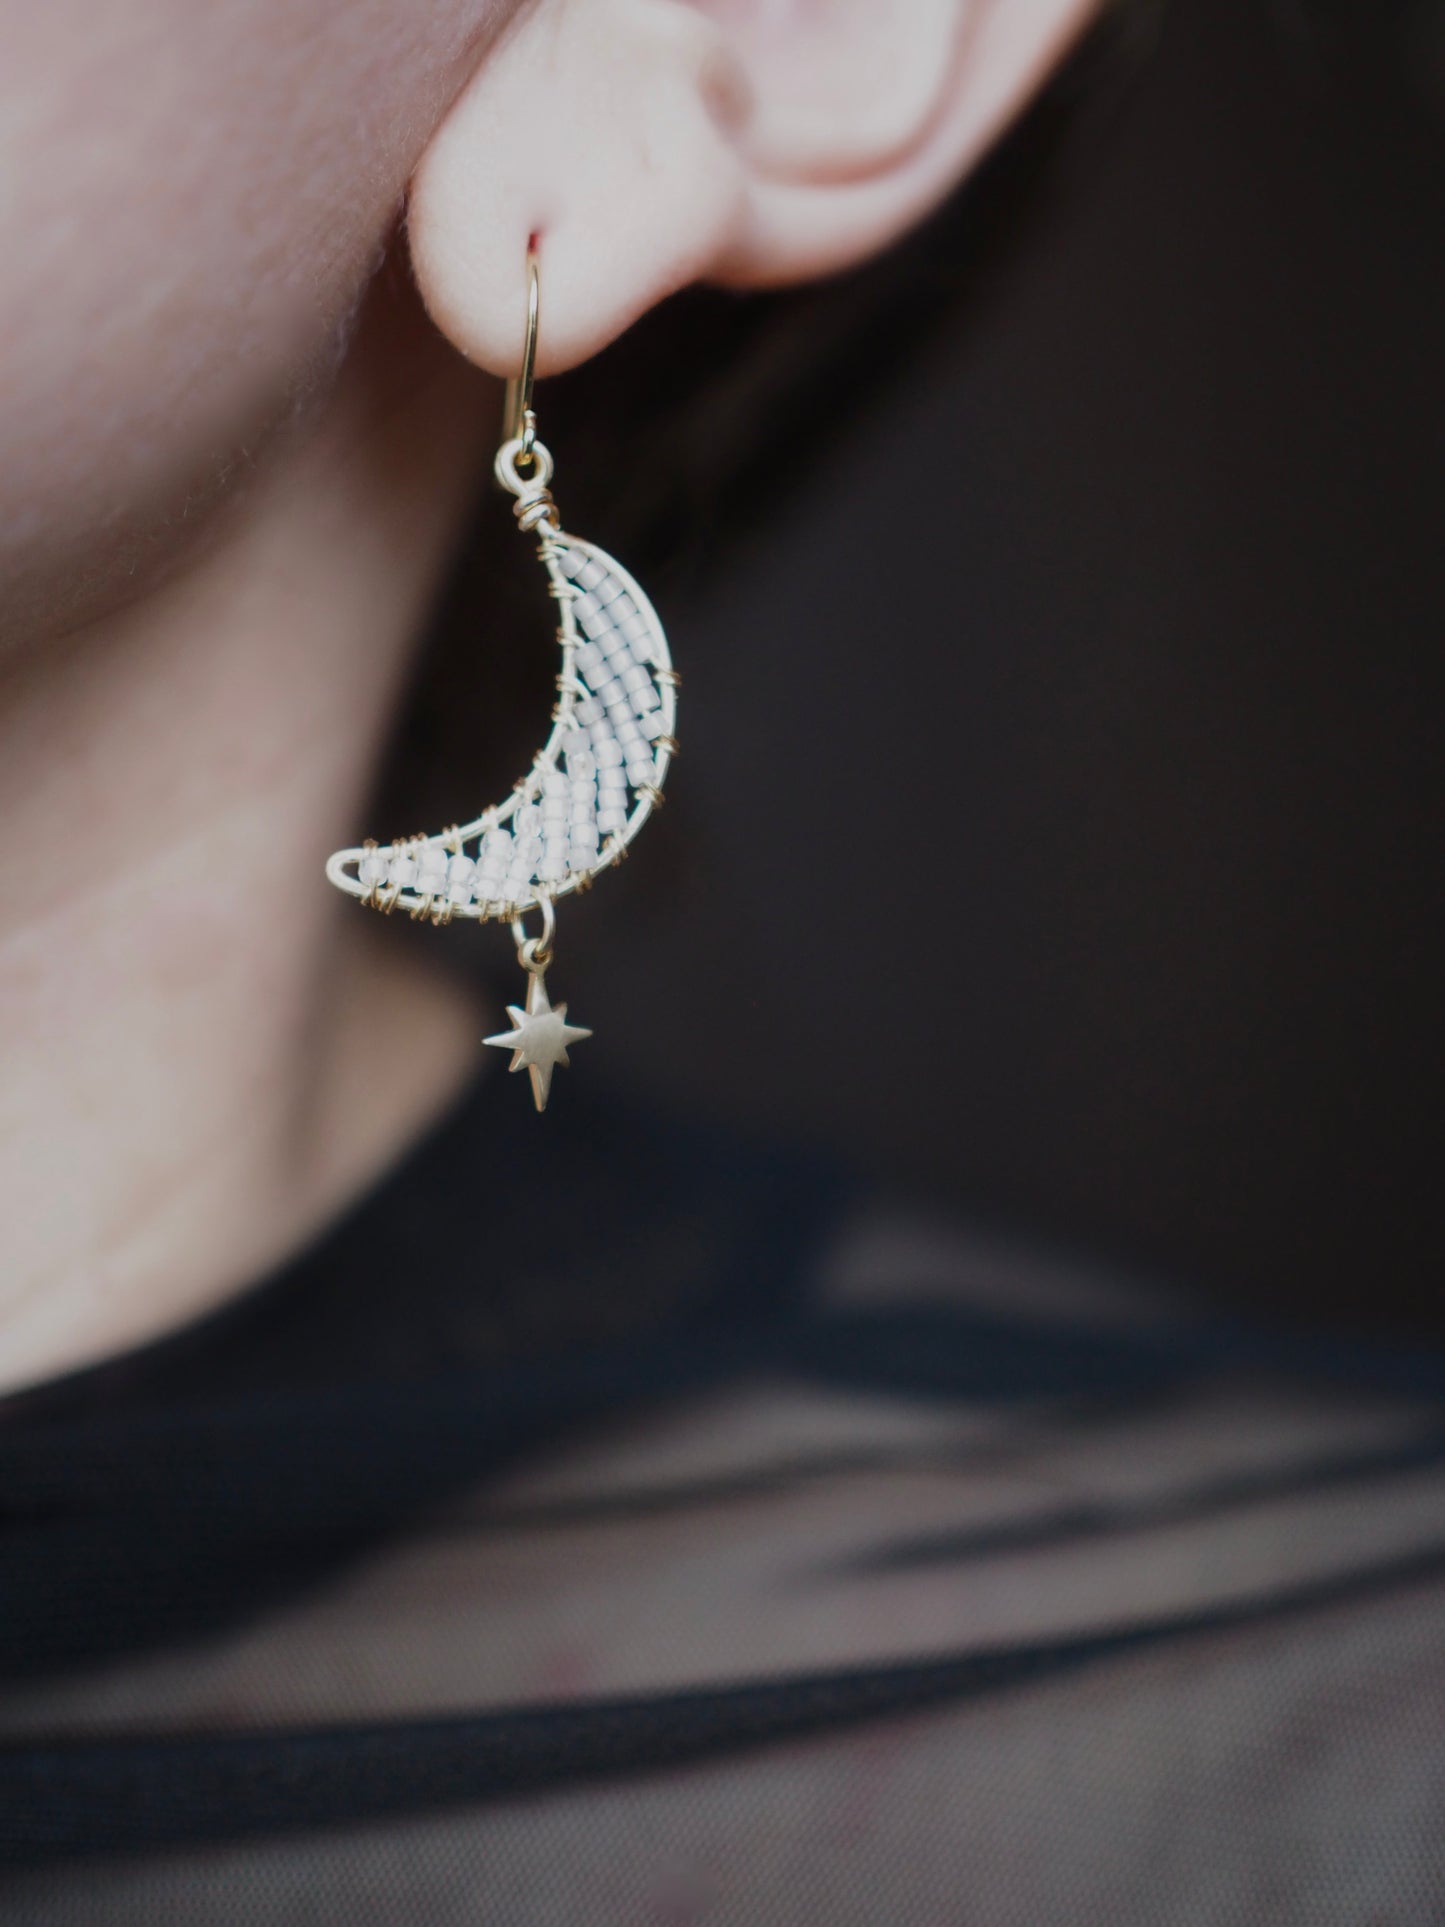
[325,245,679,1111]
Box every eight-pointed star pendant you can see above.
[483,972,592,1111]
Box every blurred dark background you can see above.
[385,0,1444,1336]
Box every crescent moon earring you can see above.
[325,245,679,1111]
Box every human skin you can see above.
[0,0,515,1389]
[0,0,514,643]
[0,0,1097,1391]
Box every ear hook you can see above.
[501,242,541,464]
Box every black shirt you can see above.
[3,1072,1444,1920]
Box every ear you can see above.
[408,0,1099,376]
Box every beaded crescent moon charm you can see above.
[324,251,677,1110]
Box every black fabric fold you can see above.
[6,1538,1445,1867]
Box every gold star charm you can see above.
[483,971,592,1112]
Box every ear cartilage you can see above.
[324,248,676,1111]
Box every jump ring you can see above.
[495,435,554,497]
[512,893,556,969]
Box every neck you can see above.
[0,290,493,1394]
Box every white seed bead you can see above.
[579,602,616,640]
[597,806,628,834]
[513,803,543,839]
[540,768,568,797]
[514,834,544,867]
[576,558,606,591]
[611,592,637,622]
[416,847,448,882]
[631,684,660,719]
[447,854,476,888]
[566,748,596,783]
[539,848,568,883]
[388,850,419,888]
[560,548,587,579]
[627,760,656,789]
[619,662,651,696]
[619,611,649,644]
[576,641,608,683]
[358,849,389,887]
[591,731,624,767]
[573,696,603,727]
[593,573,623,606]
[591,675,625,711]
[613,715,645,749]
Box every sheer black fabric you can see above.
[2,1074,1444,1920]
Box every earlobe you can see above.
[407,0,1100,376]
[407,0,752,377]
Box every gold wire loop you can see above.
[495,434,554,497]
[501,245,541,461]
[512,893,556,971]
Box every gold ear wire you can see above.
[500,243,540,462]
